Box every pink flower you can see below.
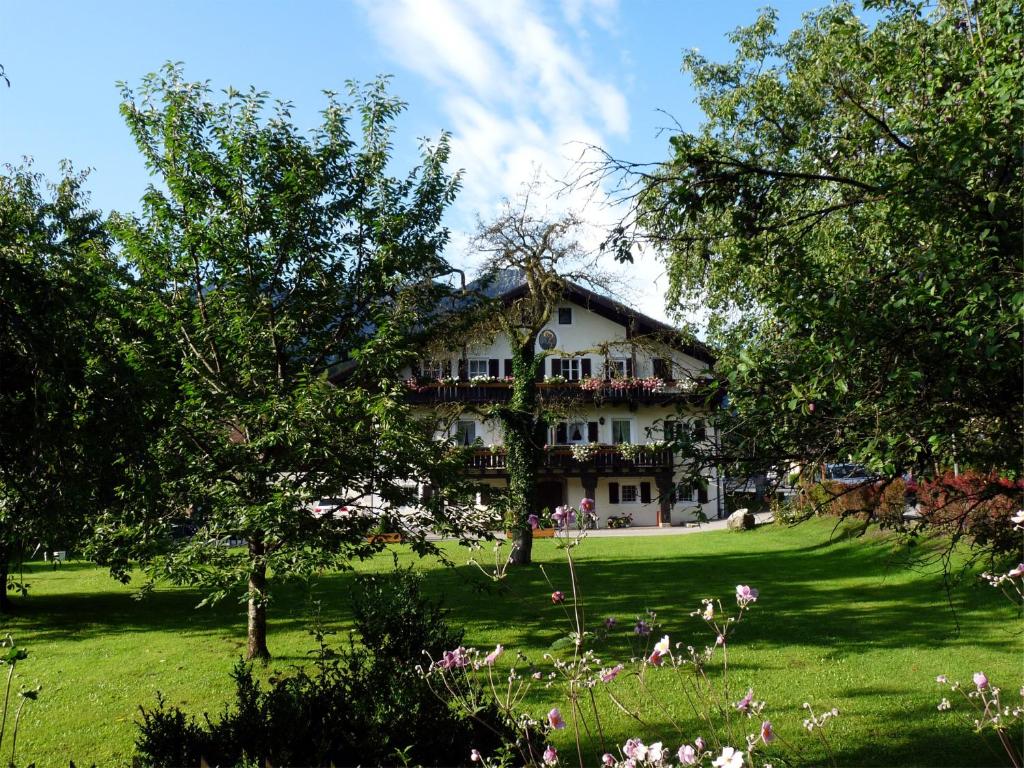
[936,675,948,684]
[528,514,539,530]
[695,737,706,752]
[735,688,754,714]
[551,591,565,604]
[580,497,595,513]
[1009,563,1024,579]
[484,644,503,666]
[532,671,542,680]
[438,647,468,670]
[552,505,576,529]
[678,745,697,765]
[470,749,482,762]
[735,585,759,607]
[602,754,616,767]
[600,664,624,683]
[808,402,815,413]
[548,707,566,730]
[761,720,775,744]
[974,672,989,690]
[648,649,665,666]
[543,745,558,765]
[716,634,725,646]
[623,739,647,760]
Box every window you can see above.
[676,482,696,503]
[693,419,707,441]
[608,358,633,378]
[612,419,632,444]
[652,358,672,380]
[467,358,490,378]
[621,484,638,503]
[455,420,476,446]
[554,357,583,380]
[567,421,587,444]
[421,359,445,380]
[558,307,573,324]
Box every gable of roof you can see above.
[469,269,715,366]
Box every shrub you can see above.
[136,568,522,767]
[795,471,1022,554]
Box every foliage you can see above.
[799,471,1022,554]
[103,64,484,658]
[5,522,1021,764]
[437,505,842,768]
[467,190,606,566]
[136,568,522,767]
[613,0,1022,480]
[0,635,39,768]
[0,163,157,609]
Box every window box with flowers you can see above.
[569,443,600,462]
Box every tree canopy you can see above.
[104,65,483,658]
[616,0,1022,479]
[0,164,153,609]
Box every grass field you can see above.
[1,518,1020,767]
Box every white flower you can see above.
[712,746,745,768]
[648,742,665,764]
[654,635,671,655]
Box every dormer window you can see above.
[558,307,573,325]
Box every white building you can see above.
[400,274,723,527]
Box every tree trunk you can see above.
[503,344,546,566]
[246,538,270,661]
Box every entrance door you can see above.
[536,480,565,516]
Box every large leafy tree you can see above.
[0,164,151,610]
[465,193,618,565]
[614,0,1022,480]
[108,65,481,659]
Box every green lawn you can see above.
[2,518,1020,767]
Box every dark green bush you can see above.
[136,568,526,767]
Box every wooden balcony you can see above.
[466,445,674,475]
[405,379,704,406]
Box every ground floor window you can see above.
[621,484,638,503]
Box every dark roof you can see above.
[470,269,715,366]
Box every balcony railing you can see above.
[466,445,674,473]
[405,379,703,405]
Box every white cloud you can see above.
[360,0,679,322]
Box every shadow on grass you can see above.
[5,528,1005,653]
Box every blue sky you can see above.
[1,0,822,320]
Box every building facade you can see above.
[401,278,723,527]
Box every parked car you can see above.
[824,463,874,485]
[311,498,349,518]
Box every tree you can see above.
[466,193,614,565]
[600,0,1022,484]
[0,164,150,610]
[108,65,483,659]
